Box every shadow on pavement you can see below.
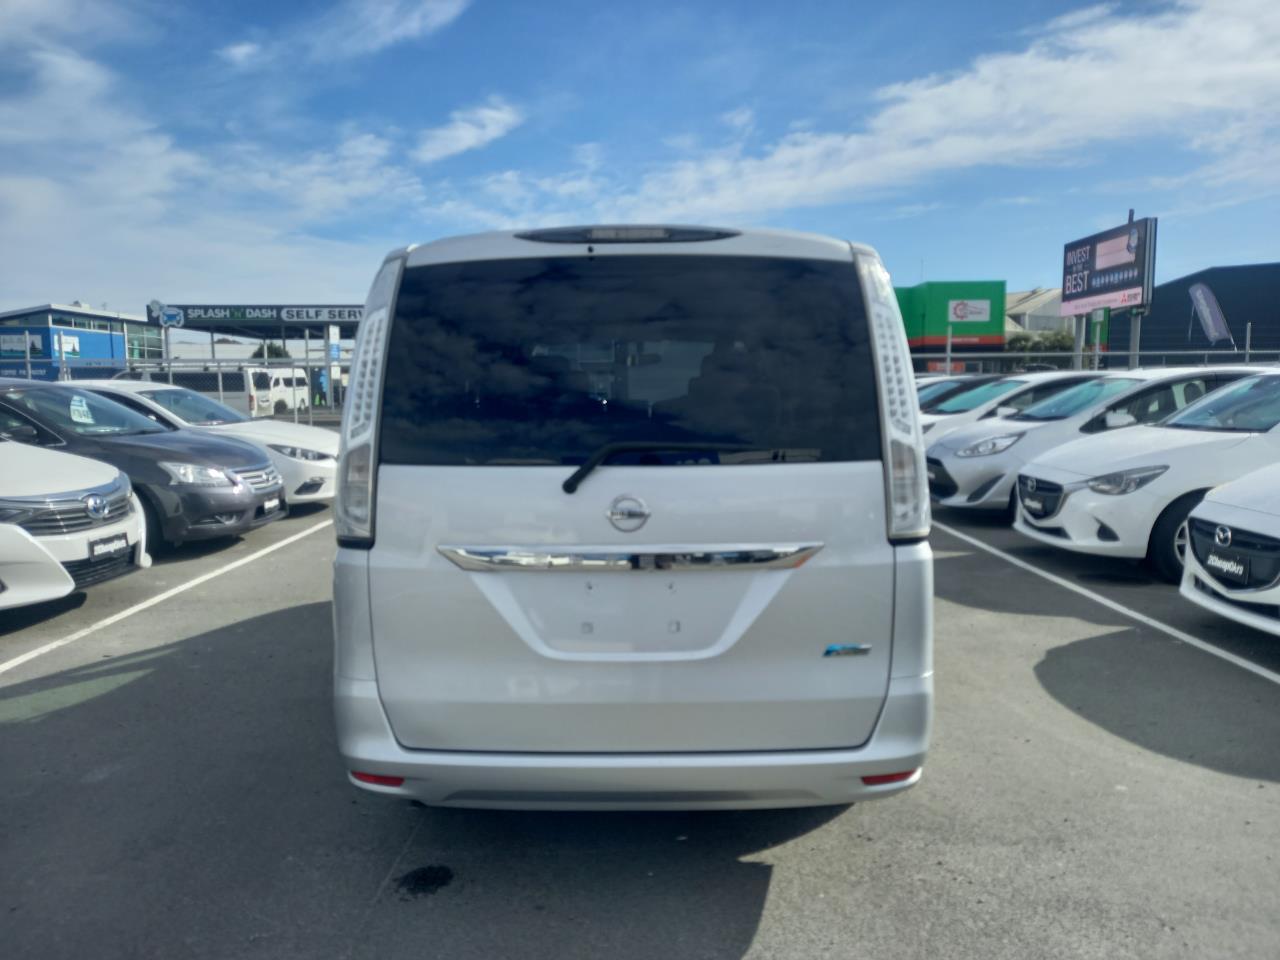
[0,601,844,960]
[931,547,1280,784]
[0,590,87,637]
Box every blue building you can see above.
[0,303,162,380]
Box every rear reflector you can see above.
[352,771,405,787]
[861,769,919,786]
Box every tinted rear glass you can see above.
[379,256,881,466]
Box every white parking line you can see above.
[0,519,333,679]
[933,520,1280,688]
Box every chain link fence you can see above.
[96,358,349,426]
[913,348,1280,375]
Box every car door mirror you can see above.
[995,405,1018,418]
[1104,411,1137,429]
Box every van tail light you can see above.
[336,257,402,549]
[856,251,930,543]
[248,394,255,412]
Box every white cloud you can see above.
[720,107,755,132]
[0,46,399,309]
[0,0,149,49]
[437,0,1280,227]
[228,131,426,223]
[304,0,471,60]
[217,41,263,67]
[412,96,524,164]
[211,0,470,68]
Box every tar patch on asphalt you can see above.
[395,865,454,900]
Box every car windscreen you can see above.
[3,386,169,436]
[1013,378,1139,421]
[929,378,1027,414]
[379,255,882,466]
[1163,375,1280,433]
[140,388,248,425]
[917,379,965,404]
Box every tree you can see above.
[1006,329,1074,352]
[251,342,291,359]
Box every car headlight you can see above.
[267,444,334,462]
[956,433,1024,458]
[159,462,232,487]
[1086,465,1168,495]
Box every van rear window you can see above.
[380,255,882,466]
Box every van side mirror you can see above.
[1104,411,1137,429]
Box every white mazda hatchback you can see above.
[1181,462,1280,637]
[332,225,934,810]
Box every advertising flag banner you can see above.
[1188,282,1235,345]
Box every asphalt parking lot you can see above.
[2,505,1277,960]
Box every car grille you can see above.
[1192,576,1280,620]
[62,545,138,589]
[18,486,134,537]
[232,465,284,492]
[1189,518,1280,590]
[1017,475,1065,520]
[926,458,958,499]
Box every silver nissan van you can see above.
[333,225,933,810]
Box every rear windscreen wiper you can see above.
[562,441,754,494]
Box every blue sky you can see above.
[1,0,1278,312]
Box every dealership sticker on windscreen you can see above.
[70,396,95,424]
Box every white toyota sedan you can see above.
[926,366,1256,517]
[919,370,1098,444]
[0,437,148,610]
[1015,371,1280,581]
[1180,462,1280,636]
[75,380,338,505]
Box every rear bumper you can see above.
[334,673,932,810]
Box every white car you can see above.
[926,366,1259,516]
[915,374,996,409]
[919,370,1098,444]
[0,438,148,610]
[1180,462,1280,636]
[75,380,338,504]
[333,224,933,810]
[1015,371,1280,581]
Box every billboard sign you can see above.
[947,299,991,323]
[145,302,364,327]
[1060,217,1157,316]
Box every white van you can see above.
[332,225,933,810]
[123,366,311,418]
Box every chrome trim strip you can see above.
[0,474,129,507]
[437,543,824,573]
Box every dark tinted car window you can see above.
[2,386,167,436]
[380,256,881,466]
